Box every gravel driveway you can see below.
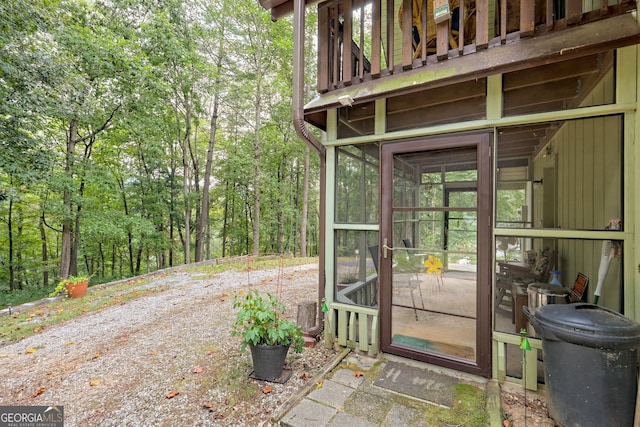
[0,262,338,426]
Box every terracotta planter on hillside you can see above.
[64,279,88,298]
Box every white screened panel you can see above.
[532,113,622,308]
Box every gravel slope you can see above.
[0,263,337,426]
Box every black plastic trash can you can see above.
[524,303,640,427]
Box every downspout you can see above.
[293,0,326,337]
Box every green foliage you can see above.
[49,275,91,297]
[0,0,320,303]
[0,287,52,310]
[232,291,304,353]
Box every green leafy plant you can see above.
[49,275,91,297]
[232,291,304,353]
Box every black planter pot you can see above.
[249,343,290,381]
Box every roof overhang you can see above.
[258,0,323,21]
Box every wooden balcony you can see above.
[316,0,638,96]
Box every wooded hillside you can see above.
[0,0,320,304]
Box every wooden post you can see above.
[520,0,536,38]
[402,0,414,69]
[297,301,317,332]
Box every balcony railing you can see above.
[317,0,636,93]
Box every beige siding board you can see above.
[562,122,574,228]
[545,113,622,305]
[576,122,585,230]
[583,120,595,231]
[604,117,621,213]
[583,123,596,286]
[602,116,622,307]
[532,155,543,231]
[593,118,606,228]
[555,127,564,230]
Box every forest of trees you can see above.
[0,0,321,303]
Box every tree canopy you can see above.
[0,0,320,304]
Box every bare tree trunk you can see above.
[195,90,219,261]
[60,119,78,280]
[277,157,285,254]
[70,178,85,277]
[251,73,264,256]
[181,102,192,264]
[222,181,229,258]
[169,158,177,267]
[8,195,14,291]
[135,246,142,274]
[111,244,116,277]
[39,210,49,287]
[16,205,24,289]
[300,146,310,257]
[191,123,200,259]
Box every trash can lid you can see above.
[530,303,640,349]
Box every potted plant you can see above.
[232,290,304,381]
[50,275,90,299]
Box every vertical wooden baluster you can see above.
[387,0,395,73]
[360,3,365,79]
[546,0,554,30]
[402,0,413,69]
[372,0,381,77]
[318,5,329,93]
[501,0,507,43]
[476,0,488,49]
[567,0,582,24]
[331,5,339,88]
[343,0,353,86]
[520,0,535,38]
[436,19,449,60]
[459,0,466,53]
[421,0,428,62]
